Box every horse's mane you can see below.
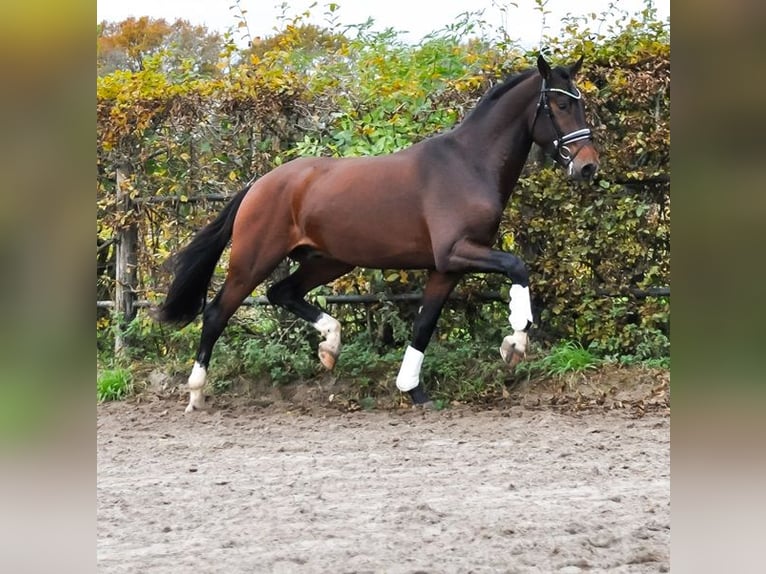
[468,67,539,119]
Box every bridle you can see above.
[531,78,593,173]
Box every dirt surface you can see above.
[98,369,669,573]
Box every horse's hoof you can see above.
[507,352,524,369]
[413,400,436,411]
[500,335,526,368]
[185,390,206,413]
[318,342,338,370]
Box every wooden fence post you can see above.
[114,164,138,356]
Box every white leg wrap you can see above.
[186,362,207,413]
[188,361,207,390]
[396,346,424,392]
[508,284,533,331]
[313,313,341,354]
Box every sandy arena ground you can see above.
[98,374,669,573]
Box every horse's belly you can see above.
[300,201,433,269]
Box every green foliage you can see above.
[239,336,318,386]
[333,339,400,394]
[97,313,202,366]
[358,396,377,411]
[614,353,670,370]
[421,339,508,402]
[97,368,134,402]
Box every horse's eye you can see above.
[556,99,568,111]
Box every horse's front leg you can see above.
[441,239,533,367]
[499,283,533,367]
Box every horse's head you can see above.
[531,54,599,181]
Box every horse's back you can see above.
[236,153,435,267]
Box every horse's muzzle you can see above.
[568,145,599,181]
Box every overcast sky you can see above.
[97,0,669,48]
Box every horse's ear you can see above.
[569,54,584,77]
[537,53,552,80]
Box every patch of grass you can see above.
[97,368,133,402]
[209,327,319,387]
[517,341,602,379]
[335,340,400,393]
[423,339,507,403]
[431,398,448,411]
[614,354,670,369]
[359,396,376,411]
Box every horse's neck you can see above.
[455,75,539,202]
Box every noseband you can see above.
[532,79,592,170]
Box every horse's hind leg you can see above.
[396,271,461,406]
[266,255,353,370]
[186,252,284,412]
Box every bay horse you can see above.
[153,54,599,412]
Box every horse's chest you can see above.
[427,195,502,245]
[458,198,503,233]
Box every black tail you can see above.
[152,184,251,326]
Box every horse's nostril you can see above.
[581,163,597,180]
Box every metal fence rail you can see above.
[96,286,669,310]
